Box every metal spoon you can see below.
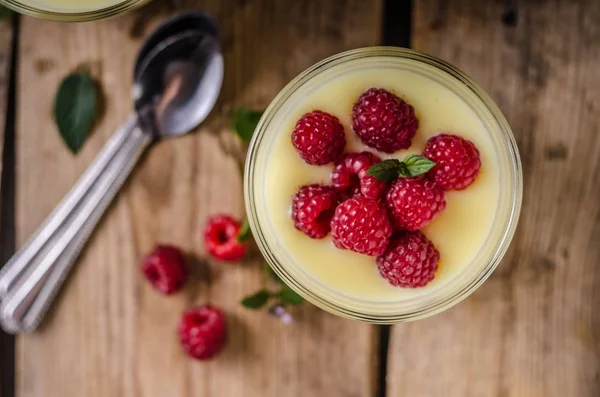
[0,12,223,333]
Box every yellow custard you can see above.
[265,69,499,301]
[16,0,126,12]
[245,48,521,321]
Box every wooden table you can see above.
[0,1,599,396]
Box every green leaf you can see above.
[263,264,284,284]
[367,156,436,181]
[232,108,264,142]
[0,5,13,19]
[367,159,402,181]
[237,218,251,242]
[241,289,270,310]
[53,71,99,154]
[402,154,436,176]
[279,286,304,305]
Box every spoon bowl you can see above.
[133,11,223,137]
[134,31,223,137]
[134,11,220,79]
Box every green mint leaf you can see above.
[0,5,13,19]
[237,218,251,242]
[279,286,304,305]
[263,263,272,276]
[402,154,436,176]
[263,264,284,284]
[53,71,99,154]
[232,108,264,143]
[241,289,270,310]
[367,156,436,181]
[367,159,402,181]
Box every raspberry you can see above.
[352,88,419,153]
[423,134,481,190]
[204,215,248,261]
[141,245,187,295]
[377,231,439,287]
[291,184,338,239]
[291,110,346,165]
[179,305,227,360]
[331,151,387,199]
[330,197,392,256]
[386,178,446,231]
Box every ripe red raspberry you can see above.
[377,231,439,287]
[179,305,227,360]
[352,88,419,153]
[291,184,339,239]
[423,134,481,190]
[330,197,392,256]
[331,151,388,200]
[141,245,187,295]
[291,110,346,165]
[386,178,446,231]
[204,215,248,261]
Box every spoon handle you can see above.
[0,115,152,333]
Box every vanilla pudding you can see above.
[21,0,125,11]
[3,0,145,19]
[245,48,522,322]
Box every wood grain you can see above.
[0,15,14,397]
[0,17,12,186]
[387,0,600,396]
[14,1,382,397]
[0,18,10,142]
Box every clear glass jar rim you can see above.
[244,47,523,324]
[0,0,148,21]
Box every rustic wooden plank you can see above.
[388,0,600,396]
[0,15,14,397]
[0,18,11,158]
[15,1,382,397]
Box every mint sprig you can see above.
[240,264,304,321]
[264,263,284,284]
[231,109,303,323]
[279,286,303,305]
[232,108,264,143]
[237,218,251,242]
[241,289,269,310]
[367,155,435,181]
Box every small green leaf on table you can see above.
[263,263,284,284]
[53,70,99,154]
[279,286,304,305]
[241,289,270,309]
[232,108,264,143]
[237,218,251,242]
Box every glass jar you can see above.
[0,0,148,21]
[244,47,522,323]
